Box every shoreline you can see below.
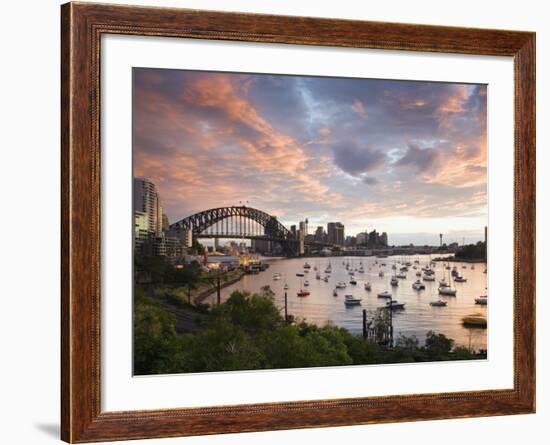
[193,270,246,304]
[433,257,486,263]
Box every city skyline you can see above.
[134,68,487,245]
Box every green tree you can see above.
[425,331,454,360]
[133,288,182,374]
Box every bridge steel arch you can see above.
[169,206,298,255]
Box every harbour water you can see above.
[204,255,488,351]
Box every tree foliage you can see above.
[134,288,486,375]
[455,241,486,260]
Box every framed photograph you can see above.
[61,2,535,442]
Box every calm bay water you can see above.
[203,255,487,350]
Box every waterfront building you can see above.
[138,233,184,261]
[314,226,326,242]
[368,229,379,246]
[298,219,308,255]
[327,222,345,246]
[134,177,163,236]
[345,235,357,247]
[166,226,192,249]
[162,213,170,232]
[290,225,297,239]
[356,232,368,245]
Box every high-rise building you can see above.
[134,211,150,253]
[345,236,357,246]
[327,222,345,246]
[314,226,326,242]
[368,229,380,246]
[162,213,170,232]
[356,232,367,245]
[290,225,297,239]
[380,232,388,246]
[134,177,163,236]
[298,220,308,255]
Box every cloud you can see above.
[133,68,487,240]
[331,141,386,176]
[352,99,367,118]
[394,144,441,173]
[362,176,379,186]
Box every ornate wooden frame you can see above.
[61,2,536,442]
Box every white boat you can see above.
[273,273,281,280]
[377,291,392,299]
[304,280,310,286]
[439,286,457,296]
[390,276,399,287]
[454,275,468,283]
[422,274,436,281]
[336,281,347,289]
[344,294,362,306]
[385,300,405,310]
[364,282,372,291]
[283,284,289,290]
[430,300,448,307]
[315,273,321,280]
[303,262,311,269]
[412,280,426,290]
[304,269,309,274]
[349,278,357,285]
[439,279,450,287]
[396,272,407,279]
[475,296,488,305]
[296,273,304,277]
[323,276,329,282]
[416,271,422,277]
[439,267,457,296]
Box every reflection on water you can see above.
[204,255,487,350]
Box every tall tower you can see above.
[439,233,443,247]
[134,177,163,236]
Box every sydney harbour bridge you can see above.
[168,206,327,256]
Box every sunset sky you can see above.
[133,68,487,245]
